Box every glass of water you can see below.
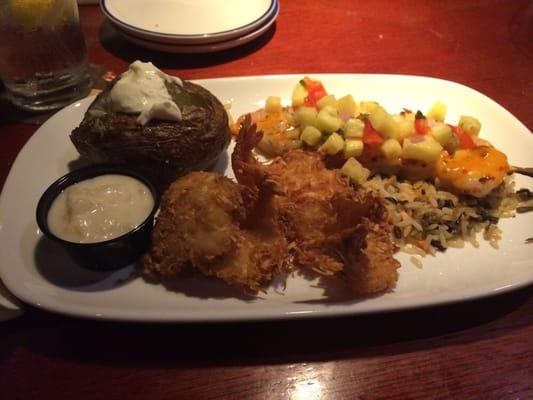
[0,0,92,111]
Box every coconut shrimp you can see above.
[232,115,400,295]
[142,170,290,294]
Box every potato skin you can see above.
[70,80,231,190]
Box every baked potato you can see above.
[70,79,231,189]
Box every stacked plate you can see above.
[101,0,279,53]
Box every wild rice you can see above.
[362,175,519,256]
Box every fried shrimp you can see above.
[232,115,400,294]
[344,224,401,295]
[142,171,288,294]
[144,115,400,296]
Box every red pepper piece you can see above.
[303,77,327,107]
[414,118,430,135]
[362,119,385,145]
[452,125,476,149]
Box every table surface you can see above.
[1,1,532,399]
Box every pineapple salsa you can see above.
[234,76,490,190]
[232,77,525,256]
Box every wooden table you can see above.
[1,1,532,398]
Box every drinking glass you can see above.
[0,0,92,111]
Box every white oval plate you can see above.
[101,0,275,45]
[0,74,532,322]
[0,280,23,321]
[112,2,278,54]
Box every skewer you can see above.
[511,166,533,178]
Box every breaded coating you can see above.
[262,150,384,277]
[143,171,288,293]
[144,115,399,296]
[232,115,400,295]
[344,223,400,295]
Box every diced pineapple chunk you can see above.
[341,157,370,185]
[343,118,364,139]
[321,105,337,116]
[301,125,322,146]
[291,82,307,108]
[381,138,402,160]
[368,106,399,139]
[392,114,415,140]
[344,139,364,158]
[316,94,337,109]
[285,111,296,127]
[458,115,481,136]
[321,132,344,155]
[359,101,380,114]
[265,96,282,114]
[427,101,447,121]
[287,128,300,140]
[403,136,443,163]
[336,94,357,117]
[295,106,318,128]
[403,110,416,122]
[317,107,342,133]
[429,122,453,145]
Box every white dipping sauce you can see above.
[47,174,154,244]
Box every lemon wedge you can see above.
[10,0,55,29]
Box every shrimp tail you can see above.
[232,114,269,189]
[232,114,262,166]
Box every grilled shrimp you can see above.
[232,115,400,294]
[234,109,301,157]
[435,146,509,198]
[235,101,518,198]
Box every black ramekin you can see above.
[36,164,159,271]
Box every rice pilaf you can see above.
[362,175,519,256]
[237,76,531,263]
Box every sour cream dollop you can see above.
[109,60,183,125]
[47,174,154,244]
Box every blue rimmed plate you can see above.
[101,0,276,45]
